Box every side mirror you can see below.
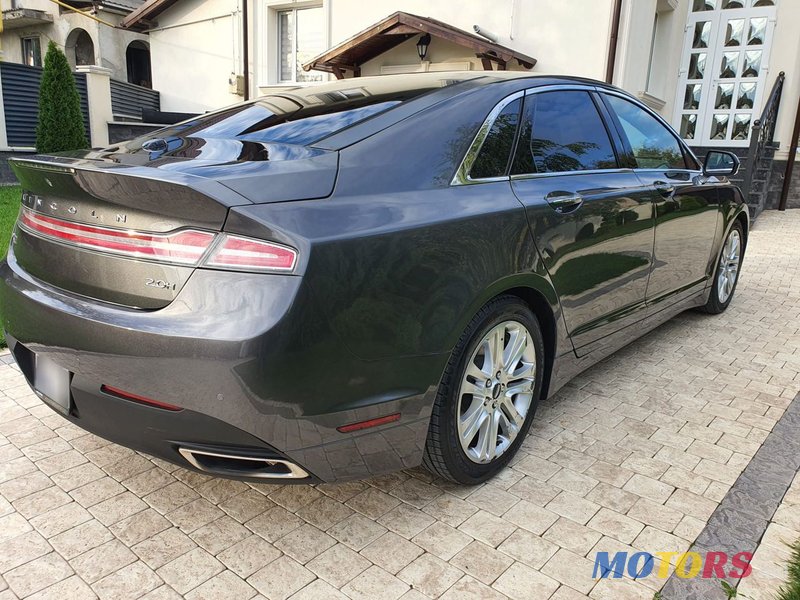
[703,150,740,177]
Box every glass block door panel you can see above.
[675,0,776,146]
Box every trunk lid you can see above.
[8,142,336,309]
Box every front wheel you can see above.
[702,222,744,314]
[423,296,544,484]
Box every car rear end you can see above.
[0,73,489,482]
[1,154,327,480]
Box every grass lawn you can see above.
[777,538,800,600]
[0,185,22,347]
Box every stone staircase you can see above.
[745,141,780,219]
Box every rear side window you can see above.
[470,98,522,179]
[512,91,617,175]
[604,94,689,170]
[136,85,441,148]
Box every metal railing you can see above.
[110,78,160,121]
[742,71,785,201]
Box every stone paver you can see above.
[0,210,798,599]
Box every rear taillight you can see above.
[19,207,215,266]
[17,207,298,273]
[205,234,297,272]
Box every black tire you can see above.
[701,222,744,315]
[423,296,545,484]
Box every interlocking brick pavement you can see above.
[0,210,798,599]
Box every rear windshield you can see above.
[145,87,437,147]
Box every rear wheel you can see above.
[702,222,744,314]
[423,296,544,484]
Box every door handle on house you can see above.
[544,191,584,214]
[653,180,675,197]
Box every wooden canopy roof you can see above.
[303,12,537,79]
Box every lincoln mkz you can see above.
[0,72,747,484]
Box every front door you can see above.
[510,90,656,353]
[602,93,721,308]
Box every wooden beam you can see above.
[478,54,494,71]
[383,24,421,35]
[331,65,345,80]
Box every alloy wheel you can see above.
[717,229,741,303]
[456,320,536,464]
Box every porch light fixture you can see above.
[416,34,431,61]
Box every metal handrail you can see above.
[742,71,785,202]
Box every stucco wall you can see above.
[330,0,614,80]
[149,0,615,112]
[147,0,242,113]
[0,0,149,82]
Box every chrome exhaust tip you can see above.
[178,447,310,479]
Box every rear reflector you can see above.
[205,234,298,272]
[19,207,215,266]
[337,413,401,433]
[100,384,183,411]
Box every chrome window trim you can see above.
[452,83,634,186]
[451,89,525,186]
[509,168,635,182]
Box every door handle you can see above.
[653,180,675,197]
[544,191,584,214]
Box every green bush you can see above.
[35,41,88,153]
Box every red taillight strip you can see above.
[101,384,183,411]
[18,207,215,266]
[206,235,298,272]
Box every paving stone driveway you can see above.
[1,210,799,600]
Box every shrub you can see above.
[35,41,88,153]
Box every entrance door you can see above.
[674,0,777,146]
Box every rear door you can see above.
[510,88,656,354]
[600,93,720,309]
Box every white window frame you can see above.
[257,0,327,88]
[673,1,777,147]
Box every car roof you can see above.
[309,71,622,151]
[256,71,613,104]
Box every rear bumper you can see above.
[0,250,443,482]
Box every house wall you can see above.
[329,0,615,80]
[0,0,149,82]
[148,0,616,112]
[146,0,243,113]
[614,0,800,161]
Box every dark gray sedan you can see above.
[0,72,747,484]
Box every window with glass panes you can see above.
[277,6,324,83]
[674,0,776,146]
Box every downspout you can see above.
[778,90,800,211]
[605,0,623,84]
[242,0,250,101]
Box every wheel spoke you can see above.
[461,380,486,398]
[509,360,535,380]
[503,328,527,375]
[474,414,494,462]
[487,328,503,373]
[460,401,486,445]
[501,397,525,428]
[464,360,486,382]
[485,409,500,461]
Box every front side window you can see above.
[512,91,617,175]
[278,6,324,83]
[470,97,522,179]
[605,94,690,169]
[21,37,42,67]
